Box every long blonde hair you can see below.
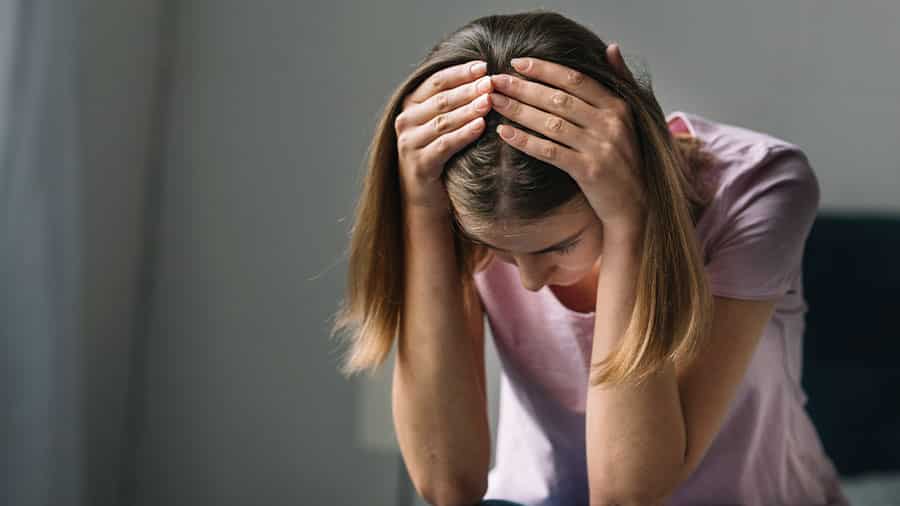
[330,9,722,387]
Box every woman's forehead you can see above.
[460,210,592,244]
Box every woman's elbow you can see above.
[589,492,667,506]
[419,475,487,506]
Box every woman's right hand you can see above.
[395,60,494,215]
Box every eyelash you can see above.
[554,240,580,255]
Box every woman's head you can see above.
[455,194,604,292]
[437,13,631,264]
[332,9,720,386]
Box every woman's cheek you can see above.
[558,250,599,272]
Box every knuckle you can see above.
[430,77,444,92]
[432,114,449,134]
[607,121,625,142]
[597,141,614,159]
[566,70,585,86]
[585,161,604,181]
[600,108,619,132]
[601,104,619,120]
[546,116,563,132]
[551,92,571,109]
[542,142,558,160]
[605,114,622,135]
[435,92,450,113]
[601,98,625,119]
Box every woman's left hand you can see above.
[490,44,646,239]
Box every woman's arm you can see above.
[585,220,686,506]
[585,218,781,506]
[392,207,491,506]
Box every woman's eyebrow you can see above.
[466,223,589,254]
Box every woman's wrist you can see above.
[602,209,646,253]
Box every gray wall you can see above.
[134,1,400,504]
[135,1,900,505]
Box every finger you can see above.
[508,57,618,109]
[421,116,486,168]
[607,43,634,82]
[405,60,488,105]
[404,92,491,149]
[489,91,588,152]
[495,124,587,179]
[401,74,492,128]
[490,73,596,128]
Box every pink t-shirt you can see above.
[473,111,850,506]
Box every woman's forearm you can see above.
[392,208,491,505]
[585,221,686,505]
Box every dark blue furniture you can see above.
[801,212,900,477]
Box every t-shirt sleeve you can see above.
[704,148,821,300]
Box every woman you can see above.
[331,9,849,506]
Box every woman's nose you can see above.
[517,260,554,292]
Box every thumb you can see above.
[607,43,634,82]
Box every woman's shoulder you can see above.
[670,111,822,300]
[672,111,816,208]
[669,110,803,155]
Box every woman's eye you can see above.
[554,240,580,255]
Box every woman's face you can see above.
[461,201,604,292]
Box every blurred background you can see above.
[1,1,898,505]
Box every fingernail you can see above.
[470,61,487,75]
[497,125,514,139]
[491,74,509,89]
[476,76,492,93]
[510,58,530,71]
[491,93,508,107]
